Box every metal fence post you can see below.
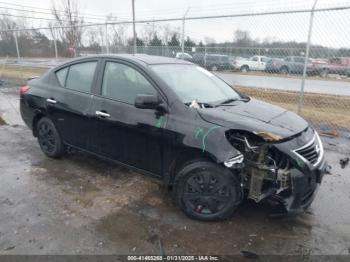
[181,7,190,53]
[51,26,58,59]
[132,0,137,55]
[298,0,318,115]
[105,23,109,54]
[13,31,20,61]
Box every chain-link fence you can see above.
[1,1,350,134]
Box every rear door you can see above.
[48,60,99,150]
[294,57,305,73]
[250,56,259,70]
[90,59,166,175]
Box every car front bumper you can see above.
[269,156,328,217]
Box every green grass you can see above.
[236,86,350,130]
[0,65,47,83]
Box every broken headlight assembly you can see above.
[224,154,244,168]
[225,130,291,202]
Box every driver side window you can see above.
[102,62,157,104]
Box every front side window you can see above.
[102,62,157,103]
[56,67,68,87]
[295,57,305,63]
[66,61,97,93]
[151,64,240,104]
[262,57,270,63]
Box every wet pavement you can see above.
[0,88,350,255]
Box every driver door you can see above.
[90,60,166,176]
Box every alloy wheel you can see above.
[183,171,231,215]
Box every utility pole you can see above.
[13,31,20,61]
[132,0,137,55]
[51,26,58,59]
[298,0,318,114]
[181,7,190,53]
[105,23,109,54]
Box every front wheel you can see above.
[240,65,249,73]
[173,160,242,221]
[37,117,64,158]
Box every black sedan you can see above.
[20,54,328,221]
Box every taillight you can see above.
[20,85,31,96]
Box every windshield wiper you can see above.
[214,98,238,107]
[215,97,250,107]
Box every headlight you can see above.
[224,154,244,168]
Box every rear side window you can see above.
[66,61,97,93]
[55,67,68,87]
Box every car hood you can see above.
[197,98,308,138]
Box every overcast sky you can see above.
[3,0,350,48]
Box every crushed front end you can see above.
[226,127,328,216]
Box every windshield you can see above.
[150,64,240,104]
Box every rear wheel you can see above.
[173,160,242,221]
[320,68,329,77]
[240,65,249,73]
[37,117,64,158]
[210,65,218,71]
[280,66,289,74]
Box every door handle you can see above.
[95,111,110,118]
[46,98,57,104]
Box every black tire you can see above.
[36,117,64,158]
[320,68,328,77]
[173,160,242,221]
[210,65,218,71]
[240,65,249,73]
[280,66,289,74]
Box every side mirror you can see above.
[134,94,162,110]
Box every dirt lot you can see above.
[0,86,350,257]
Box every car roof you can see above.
[68,54,192,66]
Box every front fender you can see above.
[183,125,240,164]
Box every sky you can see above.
[1,0,350,48]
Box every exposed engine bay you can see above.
[225,127,326,213]
[226,130,291,202]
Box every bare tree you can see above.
[51,0,84,49]
[142,22,158,45]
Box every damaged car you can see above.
[20,54,328,221]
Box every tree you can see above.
[149,33,162,46]
[184,36,195,48]
[233,29,252,46]
[127,37,145,47]
[168,33,180,47]
[51,0,85,49]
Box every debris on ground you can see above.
[2,198,14,206]
[319,130,339,138]
[240,250,259,259]
[340,157,349,169]
[4,245,15,251]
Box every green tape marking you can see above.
[194,127,204,139]
[155,116,167,128]
[202,126,220,152]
